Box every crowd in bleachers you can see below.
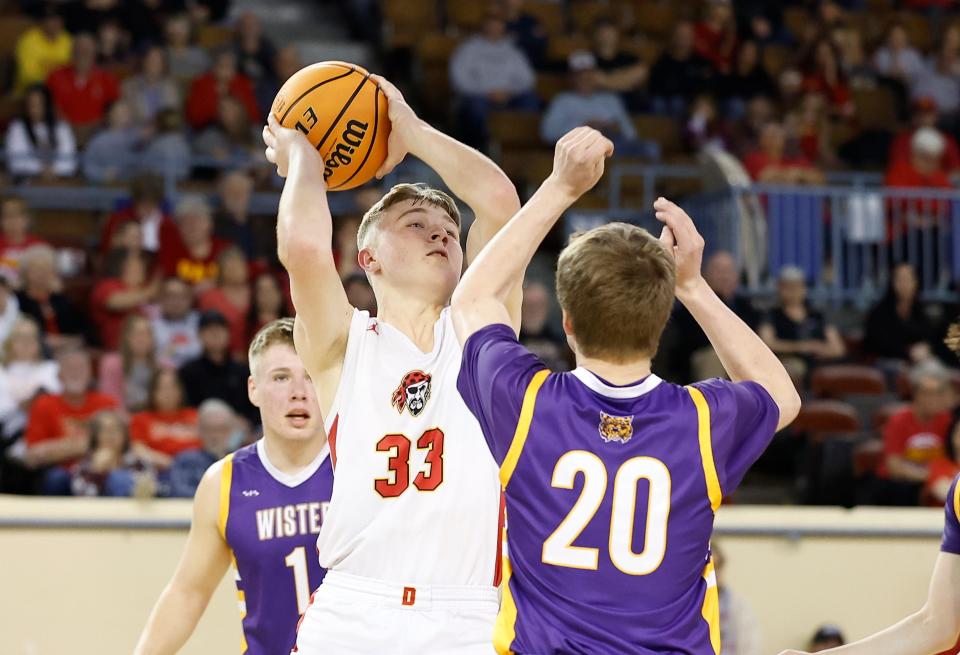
[2,0,960,509]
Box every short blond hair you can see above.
[248,317,296,376]
[357,183,460,250]
[556,223,676,362]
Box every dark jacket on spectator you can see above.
[178,354,257,423]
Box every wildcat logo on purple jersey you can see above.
[391,370,432,416]
[598,411,634,443]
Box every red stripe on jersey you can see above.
[328,415,339,470]
[493,492,506,586]
[291,590,317,653]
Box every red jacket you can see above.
[185,73,260,130]
[46,65,120,126]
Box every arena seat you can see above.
[791,399,860,436]
[872,401,909,432]
[811,364,887,398]
[631,1,677,39]
[632,114,681,155]
[524,1,567,36]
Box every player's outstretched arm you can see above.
[778,552,960,655]
[452,127,613,342]
[654,198,801,431]
[371,74,525,327]
[264,115,352,408]
[133,463,232,655]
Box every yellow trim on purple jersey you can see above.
[217,453,235,540]
[493,535,518,655]
[954,477,960,525]
[500,369,550,489]
[687,387,722,512]
[700,557,721,655]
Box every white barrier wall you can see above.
[0,496,945,654]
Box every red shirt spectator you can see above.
[0,195,48,286]
[90,250,157,350]
[46,34,119,127]
[24,349,118,468]
[742,122,822,184]
[185,50,260,130]
[880,363,952,480]
[198,248,250,358]
[158,196,230,289]
[885,127,954,238]
[693,1,737,74]
[890,129,960,172]
[130,407,200,457]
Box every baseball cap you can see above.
[198,309,229,330]
[568,50,598,73]
[778,265,806,283]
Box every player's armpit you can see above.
[133,463,232,655]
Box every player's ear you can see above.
[247,374,261,408]
[358,246,379,274]
[561,309,574,337]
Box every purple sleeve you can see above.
[942,475,960,555]
[692,378,780,496]
[457,323,548,465]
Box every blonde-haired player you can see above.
[262,74,522,653]
[134,319,332,655]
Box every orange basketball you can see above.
[271,61,390,191]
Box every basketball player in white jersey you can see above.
[134,319,332,655]
[262,75,523,653]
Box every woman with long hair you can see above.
[4,83,77,179]
[98,314,158,412]
[129,367,199,470]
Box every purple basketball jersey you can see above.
[458,324,779,655]
[221,440,333,654]
[942,474,960,555]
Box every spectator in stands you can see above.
[863,263,940,371]
[14,3,72,95]
[82,99,141,183]
[46,33,120,137]
[449,6,538,150]
[878,359,953,505]
[159,195,229,291]
[808,625,845,651]
[213,170,258,262]
[167,398,234,497]
[742,122,825,184]
[23,347,118,495]
[714,544,762,655]
[90,249,157,351]
[247,272,290,341]
[662,251,760,383]
[694,0,738,75]
[0,195,49,288]
[0,316,60,442]
[888,97,960,179]
[874,23,926,86]
[728,95,775,157]
[832,23,875,89]
[17,244,93,349]
[121,45,181,131]
[785,92,838,169]
[540,52,658,160]
[589,17,647,110]
[198,248,251,359]
[4,84,78,181]
[343,272,376,315]
[648,21,715,117]
[164,13,210,85]
[912,42,960,125]
[927,415,960,505]
[98,314,157,412]
[192,96,261,172]
[519,280,568,371]
[71,410,152,497]
[140,108,191,183]
[718,40,776,118]
[801,38,853,119]
[502,0,548,69]
[100,174,178,256]
[733,0,785,45]
[178,310,256,424]
[186,49,260,131]
[685,95,727,152]
[0,280,20,350]
[130,367,200,471]
[758,266,845,383]
[152,276,202,368]
[939,23,960,78]
[94,17,131,73]
[273,45,302,88]
[233,12,276,117]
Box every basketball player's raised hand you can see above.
[262,114,320,180]
[549,127,614,199]
[654,197,706,299]
[369,74,420,180]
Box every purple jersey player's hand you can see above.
[653,196,706,300]
[548,127,614,199]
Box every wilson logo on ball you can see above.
[322,119,369,181]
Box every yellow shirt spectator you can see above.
[15,27,72,94]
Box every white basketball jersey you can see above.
[317,308,502,586]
